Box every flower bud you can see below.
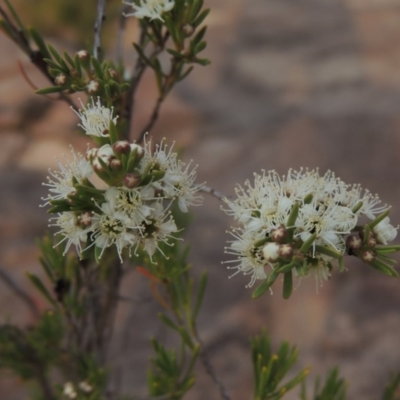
[366,236,376,249]
[346,234,362,250]
[182,24,194,36]
[78,211,93,227]
[271,225,287,243]
[262,242,280,262]
[361,249,376,263]
[279,243,293,259]
[113,140,131,154]
[123,172,140,189]
[55,73,68,86]
[78,381,93,394]
[108,68,119,79]
[77,50,90,60]
[110,158,122,170]
[87,80,100,94]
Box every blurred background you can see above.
[1,0,400,398]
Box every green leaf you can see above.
[28,27,50,59]
[25,272,57,307]
[193,271,208,320]
[36,86,64,94]
[192,9,210,28]
[282,271,293,299]
[300,232,317,254]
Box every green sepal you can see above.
[36,86,64,94]
[314,244,343,259]
[192,9,210,28]
[252,270,279,299]
[192,270,208,321]
[91,56,104,79]
[47,44,69,72]
[368,258,398,277]
[367,208,391,230]
[25,272,57,307]
[282,270,293,299]
[351,200,363,214]
[300,232,317,254]
[303,193,313,204]
[94,244,104,264]
[141,170,165,186]
[286,202,299,241]
[28,27,50,59]
[375,245,400,255]
[109,119,119,144]
[254,237,269,248]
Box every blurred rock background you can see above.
[1,0,400,399]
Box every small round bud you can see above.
[130,143,144,157]
[108,68,119,79]
[66,191,77,205]
[55,74,68,86]
[361,249,376,263]
[279,243,293,259]
[346,234,362,250]
[182,24,194,36]
[78,381,93,394]
[110,158,122,170]
[86,148,98,162]
[87,80,100,94]
[366,236,376,249]
[123,173,140,189]
[70,68,79,78]
[77,50,90,60]
[271,225,287,243]
[113,140,131,154]
[78,211,93,227]
[262,242,280,262]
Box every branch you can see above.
[115,4,131,64]
[93,0,106,60]
[137,96,163,143]
[193,328,231,400]
[0,4,78,110]
[0,265,40,319]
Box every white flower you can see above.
[91,202,138,262]
[91,144,115,170]
[78,381,93,393]
[223,230,267,287]
[73,98,118,137]
[42,147,93,205]
[223,168,397,289]
[373,216,398,245]
[124,0,175,21]
[63,382,77,399]
[140,202,178,259]
[50,212,91,254]
[105,186,155,226]
[142,138,203,212]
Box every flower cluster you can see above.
[43,100,202,262]
[124,0,175,21]
[223,169,398,295]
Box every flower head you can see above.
[42,147,93,206]
[124,0,175,21]
[73,98,118,138]
[223,169,397,290]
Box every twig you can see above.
[137,96,163,143]
[0,4,78,110]
[115,4,130,64]
[0,265,40,318]
[93,0,106,60]
[193,328,231,400]
[200,185,230,201]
